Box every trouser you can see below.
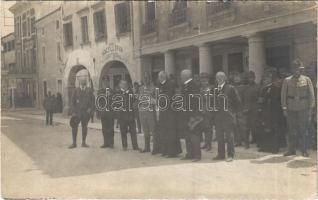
[119,119,139,149]
[286,110,309,153]
[215,115,235,158]
[136,113,142,133]
[140,111,155,151]
[245,111,258,147]
[46,110,53,125]
[101,115,114,147]
[190,134,201,159]
[202,112,213,147]
[235,112,246,145]
[71,112,90,145]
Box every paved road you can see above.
[1,112,317,199]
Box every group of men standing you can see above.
[67,58,315,161]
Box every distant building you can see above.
[9,1,60,108]
[1,33,16,109]
[36,7,63,109]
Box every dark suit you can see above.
[70,87,95,145]
[97,88,115,147]
[157,80,182,156]
[43,95,56,125]
[181,79,201,159]
[215,83,241,158]
[116,89,139,150]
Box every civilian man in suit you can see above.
[180,69,201,161]
[281,59,315,157]
[213,71,241,162]
[97,76,115,148]
[69,74,95,149]
[156,71,182,157]
[116,80,140,151]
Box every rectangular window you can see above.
[32,48,36,72]
[22,20,27,37]
[146,1,156,21]
[57,80,62,93]
[31,17,35,33]
[93,10,106,40]
[42,46,45,64]
[81,16,89,43]
[27,17,31,36]
[115,2,131,34]
[56,20,59,30]
[57,42,61,60]
[63,22,73,47]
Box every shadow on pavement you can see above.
[1,114,292,179]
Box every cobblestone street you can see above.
[1,111,316,199]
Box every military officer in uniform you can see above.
[281,59,315,157]
[69,72,95,148]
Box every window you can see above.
[22,20,27,37]
[27,17,31,36]
[30,8,35,15]
[3,43,7,52]
[12,41,15,50]
[115,2,131,34]
[56,20,60,30]
[31,17,35,33]
[206,1,231,16]
[146,1,156,21]
[42,27,45,35]
[42,46,46,64]
[169,0,188,26]
[57,80,62,93]
[63,22,73,47]
[81,16,90,43]
[31,48,36,71]
[57,42,61,60]
[93,10,106,40]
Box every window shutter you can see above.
[114,4,120,34]
[126,2,131,32]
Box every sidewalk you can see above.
[3,109,103,130]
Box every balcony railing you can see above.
[142,19,157,35]
[169,8,188,27]
[206,1,232,16]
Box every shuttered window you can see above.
[93,9,106,41]
[115,2,131,34]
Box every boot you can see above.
[141,136,150,153]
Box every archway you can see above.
[99,60,132,90]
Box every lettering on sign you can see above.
[102,43,123,56]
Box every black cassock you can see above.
[157,80,182,156]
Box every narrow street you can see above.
[1,111,316,199]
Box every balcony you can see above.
[169,8,188,27]
[206,1,232,16]
[142,19,157,35]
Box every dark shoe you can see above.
[201,144,207,149]
[181,156,192,160]
[213,155,225,160]
[100,145,108,148]
[141,149,150,153]
[82,143,89,148]
[283,151,296,156]
[68,144,77,149]
[133,147,141,151]
[192,159,201,162]
[205,145,212,151]
[302,152,309,157]
[152,151,159,155]
[167,155,177,158]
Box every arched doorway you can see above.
[67,65,94,110]
[99,60,132,90]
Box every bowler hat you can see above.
[70,115,80,128]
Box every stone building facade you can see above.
[8,1,60,108]
[135,1,317,84]
[7,1,317,113]
[1,33,16,109]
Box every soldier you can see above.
[43,91,56,126]
[116,80,140,151]
[138,75,156,153]
[69,74,95,148]
[213,72,241,162]
[281,59,315,157]
[199,72,214,151]
[243,71,260,148]
[97,76,115,148]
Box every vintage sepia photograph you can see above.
[0,0,317,199]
